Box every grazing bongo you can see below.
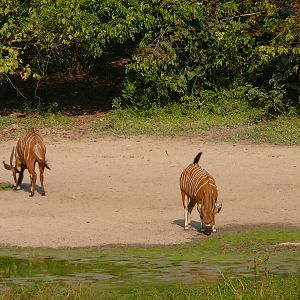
[180,152,222,234]
[3,128,50,197]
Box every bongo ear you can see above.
[214,202,222,214]
[3,161,13,171]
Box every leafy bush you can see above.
[0,0,299,114]
[118,0,300,114]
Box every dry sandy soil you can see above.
[0,134,299,247]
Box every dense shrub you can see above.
[118,0,300,114]
[0,0,299,114]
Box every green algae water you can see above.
[0,227,299,295]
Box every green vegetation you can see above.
[93,104,262,136]
[92,107,300,146]
[226,115,300,145]
[0,227,299,299]
[0,0,299,115]
[1,274,299,300]
[2,108,300,145]
[29,113,71,128]
[0,182,11,190]
[1,226,298,260]
[0,114,71,130]
[0,1,299,144]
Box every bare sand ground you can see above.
[0,135,299,247]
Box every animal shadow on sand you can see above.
[18,183,44,196]
[173,219,213,236]
[173,219,202,232]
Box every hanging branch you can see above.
[3,73,28,100]
[221,12,263,21]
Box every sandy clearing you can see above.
[0,135,299,247]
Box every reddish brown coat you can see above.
[3,128,50,196]
[179,152,221,232]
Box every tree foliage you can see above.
[0,0,299,114]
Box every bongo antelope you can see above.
[180,152,222,233]
[3,128,50,196]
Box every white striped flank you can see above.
[17,129,46,165]
[180,164,216,200]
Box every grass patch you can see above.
[2,106,300,145]
[1,273,299,299]
[32,114,71,127]
[92,107,300,145]
[92,105,262,136]
[0,227,298,260]
[0,182,11,190]
[0,114,72,130]
[13,110,298,147]
[0,116,15,129]
[1,226,298,260]
[226,116,300,145]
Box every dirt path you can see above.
[0,135,299,247]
